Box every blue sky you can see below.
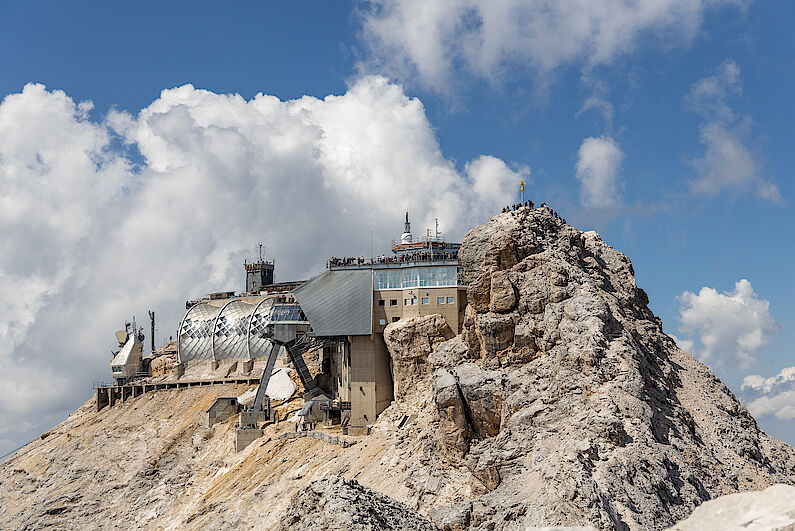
[0,0,793,454]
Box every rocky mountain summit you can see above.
[1,207,792,530]
[382,207,795,529]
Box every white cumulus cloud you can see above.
[742,365,795,420]
[359,0,746,92]
[575,136,624,208]
[676,279,777,367]
[686,59,780,201]
[0,76,521,454]
[743,366,795,394]
[747,392,795,420]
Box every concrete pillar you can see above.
[96,388,109,412]
[235,428,262,452]
[242,359,254,373]
[172,362,185,378]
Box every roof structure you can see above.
[293,269,373,337]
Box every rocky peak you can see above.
[401,206,795,529]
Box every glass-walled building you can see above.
[328,213,467,335]
[374,265,462,290]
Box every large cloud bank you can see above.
[359,0,746,91]
[0,77,522,452]
[675,279,777,367]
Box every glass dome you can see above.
[177,297,307,363]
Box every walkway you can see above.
[95,377,261,412]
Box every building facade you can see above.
[315,214,466,433]
[170,213,466,435]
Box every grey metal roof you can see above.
[293,269,373,336]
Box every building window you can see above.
[392,317,400,322]
[375,269,402,289]
[419,267,437,287]
[112,366,123,373]
[378,300,385,306]
[402,269,418,288]
[437,296,445,304]
[421,297,429,304]
[447,296,455,304]
[390,299,398,306]
[375,266,462,291]
[379,319,386,325]
[437,266,457,286]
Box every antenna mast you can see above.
[148,310,155,354]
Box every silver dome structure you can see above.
[177,297,307,363]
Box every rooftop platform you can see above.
[328,258,460,270]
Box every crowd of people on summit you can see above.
[328,249,459,268]
[502,201,565,224]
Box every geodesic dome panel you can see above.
[213,299,257,360]
[178,302,222,362]
[248,298,276,358]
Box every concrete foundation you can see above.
[235,428,262,452]
[172,362,185,378]
[206,397,239,427]
[347,426,370,436]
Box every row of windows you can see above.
[375,266,460,290]
[378,296,456,307]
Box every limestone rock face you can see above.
[428,207,795,530]
[667,484,795,531]
[149,354,176,377]
[384,315,455,398]
[278,476,437,531]
[489,270,516,313]
[434,368,472,462]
